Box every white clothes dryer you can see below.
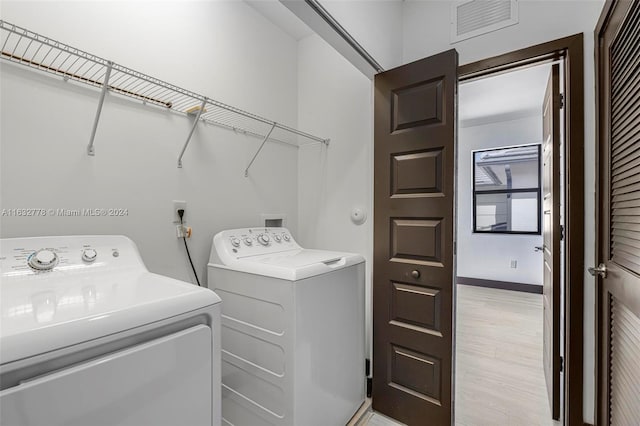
[0,235,222,426]
[208,227,365,426]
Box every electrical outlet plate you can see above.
[510,260,518,268]
[176,225,191,238]
[172,200,186,223]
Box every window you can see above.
[473,144,541,234]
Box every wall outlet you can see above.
[510,260,518,269]
[176,225,192,238]
[172,200,186,223]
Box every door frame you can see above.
[457,34,585,425]
[594,5,611,424]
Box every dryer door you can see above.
[1,325,212,426]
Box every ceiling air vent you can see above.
[451,0,519,43]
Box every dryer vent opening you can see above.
[265,218,283,227]
[451,0,519,43]
[261,213,286,228]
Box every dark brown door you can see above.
[373,49,457,425]
[596,1,640,425]
[542,63,561,421]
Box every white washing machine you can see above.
[0,235,222,426]
[208,227,365,426]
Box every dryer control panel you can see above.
[211,227,300,263]
[0,235,144,275]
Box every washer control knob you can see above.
[282,233,291,242]
[273,234,282,243]
[257,234,271,246]
[82,249,97,263]
[243,237,253,246]
[230,237,241,248]
[28,249,59,271]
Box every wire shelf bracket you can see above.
[245,123,277,177]
[0,20,331,169]
[87,61,112,156]
[177,98,207,168]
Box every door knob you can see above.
[534,246,544,252]
[588,263,607,278]
[411,270,421,279]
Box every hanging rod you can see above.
[0,20,330,160]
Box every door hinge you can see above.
[559,93,565,109]
[560,225,565,241]
[454,241,457,255]
[365,358,372,398]
[560,356,564,373]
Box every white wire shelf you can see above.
[0,20,329,171]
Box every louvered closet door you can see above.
[609,300,640,425]
[596,1,640,424]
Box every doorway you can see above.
[457,36,585,425]
[455,61,564,425]
[372,34,585,425]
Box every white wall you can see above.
[297,34,373,357]
[0,1,300,285]
[318,0,404,70]
[403,0,603,65]
[457,115,543,286]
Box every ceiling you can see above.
[246,1,314,41]
[459,63,555,127]
[245,0,554,127]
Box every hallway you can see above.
[455,284,560,425]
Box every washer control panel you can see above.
[0,236,142,275]
[213,227,300,260]
[81,248,98,263]
[27,249,60,271]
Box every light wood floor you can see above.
[362,412,404,426]
[455,284,559,426]
[363,285,559,426]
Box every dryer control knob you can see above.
[28,249,59,271]
[230,237,241,248]
[273,234,282,243]
[82,249,97,263]
[243,237,253,246]
[257,234,270,246]
[282,233,291,242]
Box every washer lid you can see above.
[1,270,220,364]
[250,249,353,267]
[209,227,365,280]
[211,249,364,281]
